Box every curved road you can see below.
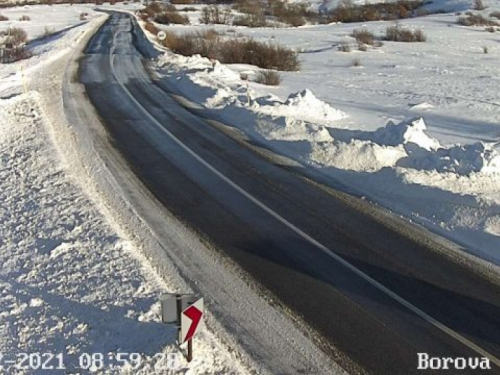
[79,13,500,374]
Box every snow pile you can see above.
[257,89,348,125]
[258,117,333,143]
[311,138,406,172]
[0,91,249,375]
[373,117,441,150]
[403,141,500,175]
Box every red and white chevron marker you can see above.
[180,298,204,344]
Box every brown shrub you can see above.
[200,5,231,25]
[232,13,269,27]
[155,11,190,25]
[9,27,28,45]
[144,21,160,35]
[338,42,351,52]
[384,25,426,42]
[161,30,300,71]
[457,13,499,26]
[490,11,500,19]
[352,58,362,67]
[0,14,8,21]
[328,0,426,23]
[19,15,30,21]
[413,28,427,41]
[256,70,281,85]
[351,28,375,45]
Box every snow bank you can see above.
[0,90,249,375]
[402,141,500,175]
[257,89,348,126]
[152,37,500,264]
[373,118,441,150]
[310,139,406,172]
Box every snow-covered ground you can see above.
[0,6,250,374]
[148,2,500,264]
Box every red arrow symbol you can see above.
[183,305,203,342]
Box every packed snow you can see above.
[0,6,250,375]
[151,2,500,264]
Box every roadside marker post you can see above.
[160,293,204,363]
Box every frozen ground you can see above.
[0,6,249,375]
[148,2,500,264]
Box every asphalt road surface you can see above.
[79,12,500,375]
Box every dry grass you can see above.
[338,42,351,52]
[328,0,426,23]
[144,21,160,35]
[384,25,426,42]
[352,58,362,67]
[358,43,368,51]
[161,30,300,71]
[457,13,499,26]
[200,5,231,25]
[232,13,269,27]
[255,70,281,86]
[155,11,190,25]
[351,28,375,45]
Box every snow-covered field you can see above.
[0,6,249,374]
[149,2,500,264]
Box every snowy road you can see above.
[76,12,500,375]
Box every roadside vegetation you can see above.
[139,2,190,24]
[159,29,300,71]
[0,27,29,63]
[327,0,429,23]
[457,12,499,26]
[384,24,427,42]
[256,69,281,85]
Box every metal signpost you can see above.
[161,293,204,362]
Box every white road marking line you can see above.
[108,23,500,367]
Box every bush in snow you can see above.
[256,70,281,86]
[4,27,28,45]
[155,10,190,25]
[490,11,500,19]
[328,0,427,23]
[352,58,362,67]
[384,25,426,42]
[233,13,269,27]
[351,28,375,45]
[0,14,8,21]
[457,13,499,26]
[161,30,300,71]
[200,5,231,25]
[338,42,351,52]
[18,15,30,21]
